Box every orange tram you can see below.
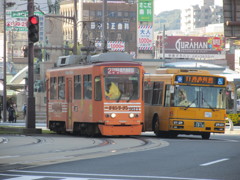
[46,52,144,136]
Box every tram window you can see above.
[50,77,57,99]
[84,75,92,99]
[74,75,81,99]
[144,81,153,104]
[58,76,65,99]
[95,76,102,101]
[152,82,163,105]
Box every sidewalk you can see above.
[225,126,240,135]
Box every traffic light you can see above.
[28,15,39,43]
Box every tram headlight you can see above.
[129,113,135,118]
[215,123,225,127]
[111,113,116,118]
[173,121,184,125]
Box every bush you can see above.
[227,114,240,125]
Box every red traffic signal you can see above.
[28,15,39,43]
[29,16,39,25]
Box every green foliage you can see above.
[227,114,240,125]
[154,10,181,32]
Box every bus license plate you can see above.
[194,122,204,128]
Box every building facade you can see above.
[60,0,138,54]
[181,0,223,33]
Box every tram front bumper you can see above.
[98,124,142,136]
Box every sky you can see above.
[154,0,223,15]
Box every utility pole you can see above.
[73,0,78,54]
[27,0,36,129]
[102,0,108,52]
[162,24,165,60]
[3,0,7,122]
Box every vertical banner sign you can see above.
[138,26,153,50]
[138,0,153,22]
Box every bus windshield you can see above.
[173,86,226,109]
[104,67,139,101]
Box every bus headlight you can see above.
[173,121,184,125]
[215,123,225,127]
[129,113,135,118]
[111,113,116,118]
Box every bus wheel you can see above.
[201,132,210,140]
[153,116,161,137]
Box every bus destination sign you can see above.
[175,75,225,85]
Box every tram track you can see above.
[0,134,168,170]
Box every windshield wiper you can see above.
[116,90,122,103]
[202,97,215,112]
[127,90,136,102]
[184,98,197,110]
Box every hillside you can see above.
[154,9,181,32]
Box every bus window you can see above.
[58,76,65,100]
[174,86,196,107]
[172,86,226,109]
[144,81,153,104]
[152,82,163,105]
[74,75,81,99]
[164,85,172,107]
[201,87,226,109]
[84,75,92,99]
[50,77,57,99]
[95,76,102,101]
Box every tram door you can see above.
[67,79,72,130]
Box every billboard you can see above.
[138,0,153,22]
[157,36,225,59]
[95,41,125,51]
[138,25,153,50]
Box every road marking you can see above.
[7,170,218,180]
[0,155,19,159]
[200,158,229,166]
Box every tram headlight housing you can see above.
[111,113,116,118]
[215,123,225,127]
[173,120,184,125]
[129,113,135,118]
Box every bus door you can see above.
[66,78,73,130]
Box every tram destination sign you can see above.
[175,75,225,85]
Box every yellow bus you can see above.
[143,69,227,139]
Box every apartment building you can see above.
[181,0,223,33]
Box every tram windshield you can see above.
[104,67,139,101]
[172,85,226,109]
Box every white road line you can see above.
[7,170,218,180]
[0,155,19,159]
[200,158,229,166]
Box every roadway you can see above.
[0,123,240,180]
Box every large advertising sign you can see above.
[138,25,153,50]
[6,11,44,32]
[138,0,153,22]
[157,36,225,59]
[95,41,125,51]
